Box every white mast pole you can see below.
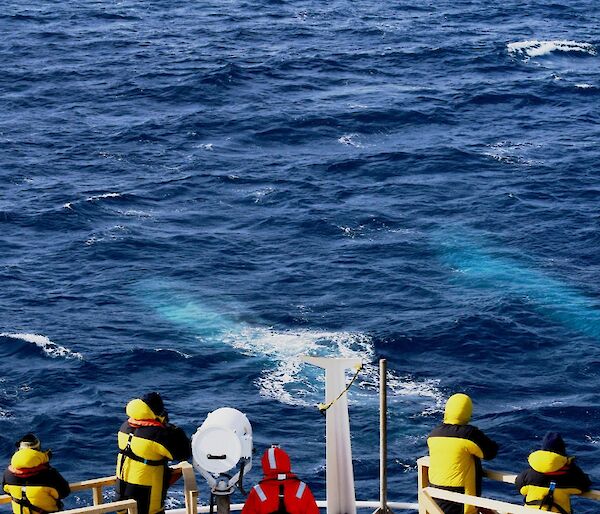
[302,357,360,514]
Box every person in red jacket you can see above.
[242,446,319,514]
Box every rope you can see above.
[317,363,363,414]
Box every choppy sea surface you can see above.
[2,0,600,511]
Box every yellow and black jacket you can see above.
[2,448,70,514]
[116,399,191,514]
[515,450,591,513]
[427,394,498,514]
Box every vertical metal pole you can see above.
[380,359,388,514]
[216,494,230,514]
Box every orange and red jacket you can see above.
[241,447,319,514]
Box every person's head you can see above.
[541,431,566,456]
[126,392,168,423]
[15,433,41,451]
[261,445,292,477]
[443,393,473,425]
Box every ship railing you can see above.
[0,462,199,514]
[417,456,600,514]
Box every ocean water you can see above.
[1,0,600,511]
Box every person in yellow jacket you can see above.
[427,393,498,514]
[2,433,70,514]
[116,392,192,514]
[515,432,591,513]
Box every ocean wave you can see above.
[0,333,83,360]
[507,40,596,61]
[153,348,192,359]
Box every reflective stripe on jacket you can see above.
[242,477,318,514]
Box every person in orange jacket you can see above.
[241,446,319,514]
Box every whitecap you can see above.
[85,235,101,246]
[0,333,83,360]
[164,496,183,510]
[483,140,541,166]
[585,434,600,445]
[507,40,596,61]
[85,225,127,246]
[576,83,594,89]
[338,225,365,238]
[86,192,122,202]
[154,348,192,359]
[119,209,153,218]
[252,187,274,203]
[338,134,362,147]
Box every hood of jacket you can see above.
[528,450,570,473]
[126,398,163,421]
[10,448,50,472]
[261,447,292,478]
[443,393,472,425]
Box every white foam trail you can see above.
[507,40,596,61]
[219,327,442,408]
[0,333,83,360]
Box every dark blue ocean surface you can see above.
[2,0,600,511]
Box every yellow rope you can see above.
[317,362,363,414]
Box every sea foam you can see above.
[0,332,83,360]
[507,40,596,61]
[86,192,123,202]
[220,327,442,409]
